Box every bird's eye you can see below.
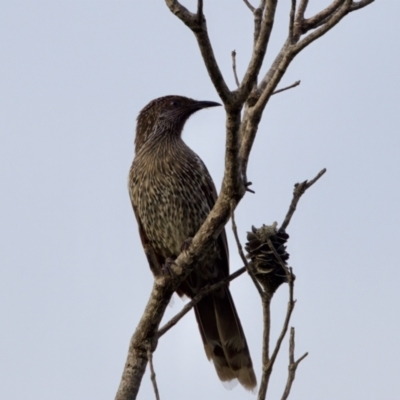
[171,100,179,107]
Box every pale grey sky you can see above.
[1,1,399,399]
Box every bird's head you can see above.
[135,95,221,153]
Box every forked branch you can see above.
[164,0,232,104]
[281,328,309,400]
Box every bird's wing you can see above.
[200,166,230,278]
[130,198,164,277]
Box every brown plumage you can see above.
[128,95,256,390]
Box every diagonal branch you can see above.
[157,266,246,338]
[289,0,296,42]
[280,168,327,231]
[231,210,264,297]
[239,44,294,178]
[164,0,232,104]
[349,0,374,12]
[242,0,255,12]
[281,328,308,400]
[239,0,370,181]
[272,80,301,96]
[115,278,175,400]
[237,0,279,104]
[302,0,346,32]
[294,0,374,41]
[292,0,352,54]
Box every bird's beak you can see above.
[193,100,222,109]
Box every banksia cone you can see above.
[245,224,290,295]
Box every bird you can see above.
[128,95,256,390]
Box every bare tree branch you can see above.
[280,168,327,231]
[231,210,264,297]
[258,269,296,400]
[256,41,291,99]
[240,0,373,182]
[253,167,324,399]
[242,0,255,12]
[164,0,232,104]
[292,0,352,54]
[267,269,296,380]
[272,80,301,96]
[289,0,297,42]
[115,278,175,400]
[197,0,203,18]
[281,328,309,400]
[303,0,346,32]
[237,0,279,103]
[231,50,240,87]
[146,344,160,400]
[258,292,272,400]
[267,237,290,276]
[258,0,267,9]
[349,0,374,12]
[239,45,294,178]
[157,266,246,338]
[295,0,309,25]
[253,8,263,46]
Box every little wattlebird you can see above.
[128,95,256,390]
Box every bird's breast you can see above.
[129,149,212,259]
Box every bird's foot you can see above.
[181,237,193,253]
[162,257,176,276]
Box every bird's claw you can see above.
[162,257,176,276]
[181,237,193,253]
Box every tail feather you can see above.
[194,287,257,390]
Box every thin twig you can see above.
[231,50,241,87]
[266,237,290,277]
[280,168,326,231]
[146,344,161,400]
[281,328,309,400]
[164,0,232,103]
[349,0,374,12]
[272,80,301,96]
[242,0,255,12]
[157,266,246,338]
[270,270,295,364]
[231,210,264,297]
[231,211,250,266]
[258,270,296,400]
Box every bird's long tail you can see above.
[193,287,257,390]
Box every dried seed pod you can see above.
[245,224,290,295]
